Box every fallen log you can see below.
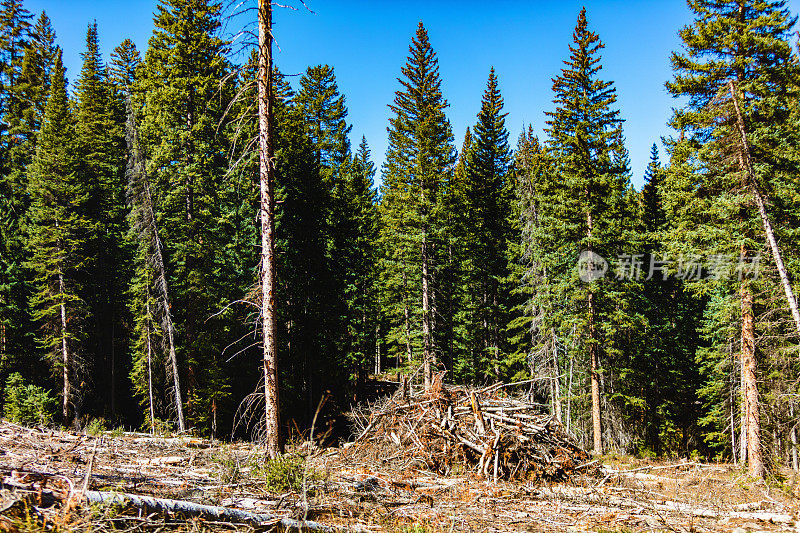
[85,491,336,531]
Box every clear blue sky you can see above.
[23,0,800,189]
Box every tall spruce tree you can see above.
[665,0,800,477]
[455,68,514,381]
[137,0,233,434]
[26,51,90,423]
[540,8,638,453]
[339,137,379,389]
[74,21,129,419]
[379,22,455,388]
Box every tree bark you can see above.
[587,211,602,454]
[551,338,562,423]
[59,271,70,423]
[402,267,412,366]
[740,280,764,478]
[728,80,800,337]
[146,299,155,434]
[422,229,433,389]
[589,290,601,454]
[258,0,280,459]
[791,403,799,472]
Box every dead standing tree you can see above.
[258,0,280,458]
[126,100,186,433]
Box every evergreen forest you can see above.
[3,0,800,479]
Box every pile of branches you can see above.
[350,376,593,482]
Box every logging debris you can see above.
[348,378,593,481]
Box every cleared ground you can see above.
[0,421,797,532]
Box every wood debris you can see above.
[349,378,593,481]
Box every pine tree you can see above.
[0,0,33,383]
[339,137,379,388]
[540,8,637,453]
[456,68,514,381]
[137,0,233,433]
[109,39,140,95]
[665,0,800,477]
[74,21,129,419]
[293,64,354,404]
[0,0,32,153]
[379,22,455,387]
[26,50,90,423]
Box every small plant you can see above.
[3,372,55,426]
[141,417,173,436]
[255,454,310,494]
[109,426,126,438]
[85,417,108,436]
[213,447,243,485]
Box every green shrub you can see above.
[3,372,55,426]
[258,454,308,494]
[85,417,107,436]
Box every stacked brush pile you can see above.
[350,375,594,481]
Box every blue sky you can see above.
[23,0,800,189]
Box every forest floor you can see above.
[0,420,798,532]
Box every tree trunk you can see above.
[258,0,280,459]
[59,271,70,423]
[589,290,601,454]
[728,80,800,337]
[790,403,798,472]
[740,280,764,478]
[422,229,432,389]
[402,267,412,366]
[146,299,155,434]
[586,210,602,454]
[551,338,562,423]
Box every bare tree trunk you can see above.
[258,0,280,459]
[728,80,800,337]
[589,290,601,454]
[739,321,747,464]
[375,324,381,375]
[586,211,602,454]
[551,340,562,423]
[402,268,412,366]
[422,229,432,389]
[59,271,70,423]
[567,352,573,432]
[146,299,155,434]
[164,310,184,431]
[740,280,764,478]
[791,403,798,472]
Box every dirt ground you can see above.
[0,421,797,532]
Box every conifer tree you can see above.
[457,68,514,381]
[74,21,129,418]
[294,64,353,401]
[137,0,233,433]
[380,22,455,387]
[540,8,636,453]
[26,51,90,423]
[109,39,140,95]
[0,0,44,379]
[339,138,379,388]
[665,0,800,477]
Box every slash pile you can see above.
[350,378,593,481]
